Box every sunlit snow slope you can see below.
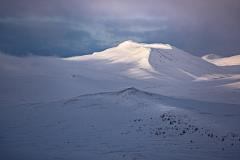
[66,40,222,81]
[202,54,240,66]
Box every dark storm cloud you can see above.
[0,19,102,57]
[0,0,240,57]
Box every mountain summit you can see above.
[71,40,221,80]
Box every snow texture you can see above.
[0,41,240,159]
[202,54,240,66]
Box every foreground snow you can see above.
[1,88,240,160]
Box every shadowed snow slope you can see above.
[1,88,240,160]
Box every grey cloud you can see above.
[0,0,240,57]
[0,20,101,57]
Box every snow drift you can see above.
[202,54,240,66]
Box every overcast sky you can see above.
[0,0,240,57]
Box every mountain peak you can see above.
[117,40,140,47]
[117,40,172,50]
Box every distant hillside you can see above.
[202,54,240,66]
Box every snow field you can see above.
[1,88,239,160]
[1,41,240,159]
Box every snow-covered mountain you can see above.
[63,40,240,104]
[66,40,222,81]
[1,41,240,160]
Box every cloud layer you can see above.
[0,0,240,57]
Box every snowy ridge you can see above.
[202,54,240,66]
[92,40,219,74]
[148,47,221,79]
[202,53,222,60]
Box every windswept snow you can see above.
[202,54,240,66]
[202,53,222,60]
[0,41,240,159]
